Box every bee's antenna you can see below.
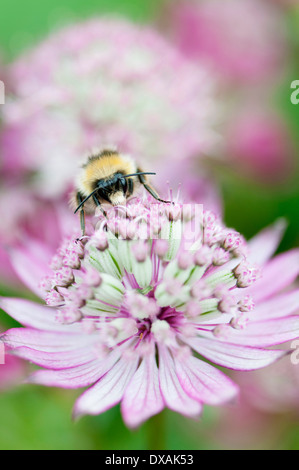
[123,172,156,178]
[74,187,99,213]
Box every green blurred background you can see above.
[0,0,298,450]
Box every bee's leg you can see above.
[92,194,107,217]
[76,192,86,236]
[137,171,171,204]
[127,177,134,196]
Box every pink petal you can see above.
[215,316,299,347]
[187,337,286,370]
[28,349,122,388]
[238,249,299,303]
[247,219,286,266]
[8,341,98,369]
[121,353,164,428]
[2,327,99,372]
[2,328,90,356]
[73,356,139,418]
[174,355,239,405]
[158,345,202,417]
[0,297,79,331]
[9,241,53,298]
[250,289,299,321]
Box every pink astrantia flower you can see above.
[1,18,218,198]
[168,0,286,85]
[1,198,298,428]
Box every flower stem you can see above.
[147,411,165,450]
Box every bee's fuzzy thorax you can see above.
[76,150,137,197]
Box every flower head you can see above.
[1,196,298,428]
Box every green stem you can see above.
[147,411,165,450]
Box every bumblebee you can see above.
[73,149,170,234]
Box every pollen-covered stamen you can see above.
[63,250,81,269]
[76,284,95,301]
[56,305,83,324]
[90,230,109,251]
[63,289,87,308]
[222,230,248,258]
[202,211,217,227]
[202,221,224,246]
[52,266,75,288]
[50,254,63,270]
[45,289,65,306]
[69,239,85,258]
[131,241,150,263]
[194,245,214,266]
[57,238,75,258]
[222,231,243,252]
[39,276,52,292]
[185,300,202,318]
[212,247,231,266]
[151,319,173,343]
[99,318,139,348]
[125,202,150,219]
[153,239,169,258]
[238,295,255,312]
[190,279,213,300]
[217,292,237,314]
[125,291,159,320]
[230,312,250,330]
[82,268,102,288]
[233,261,261,288]
[212,324,232,339]
[177,251,193,270]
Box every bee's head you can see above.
[74,171,156,213]
[95,172,130,206]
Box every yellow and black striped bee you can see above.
[73,149,170,234]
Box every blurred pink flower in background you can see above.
[1,196,298,428]
[1,18,218,198]
[0,354,26,391]
[0,191,79,286]
[205,344,299,449]
[0,326,26,390]
[225,107,295,184]
[234,347,299,415]
[167,0,287,86]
